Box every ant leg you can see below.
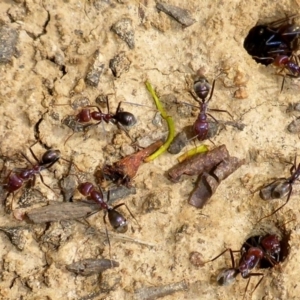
[102,212,112,262]
[281,75,286,93]
[64,132,76,146]
[28,143,40,163]
[106,97,112,114]
[289,156,298,174]
[205,248,238,268]
[208,108,234,119]
[206,79,216,102]
[206,113,219,124]
[20,152,34,167]
[38,173,57,195]
[112,202,141,229]
[243,273,264,299]
[116,122,134,142]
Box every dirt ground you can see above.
[1,0,300,299]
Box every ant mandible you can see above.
[2,143,60,205]
[207,234,281,299]
[189,74,232,141]
[258,156,300,221]
[64,98,137,144]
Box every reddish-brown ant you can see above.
[64,99,137,144]
[207,234,283,299]
[1,144,60,206]
[189,75,232,141]
[259,156,300,220]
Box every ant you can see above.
[258,156,300,221]
[272,54,300,90]
[64,98,137,144]
[77,181,139,233]
[244,14,300,66]
[188,75,232,141]
[207,234,282,299]
[1,144,60,207]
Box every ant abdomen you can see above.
[108,209,128,233]
[113,111,137,127]
[260,234,281,255]
[41,150,61,165]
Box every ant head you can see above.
[260,234,281,255]
[78,182,94,196]
[193,77,210,101]
[271,181,291,199]
[216,268,238,286]
[108,208,128,233]
[41,150,61,165]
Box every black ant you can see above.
[207,234,282,299]
[77,181,138,233]
[64,98,137,145]
[258,156,300,221]
[1,144,60,206]
[244,14,300,66]
[188,75,232,141]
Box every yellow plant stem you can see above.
[177,144,209,163]
[144,81,175,162]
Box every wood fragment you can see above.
[103,140,163,186]
[189,156,245,208]
[66,258,119,276]
[190,157,245,207]
[168,145,229,182]
[25,202,100,224]
[156,3,196,27]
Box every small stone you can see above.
[111,18,135,49]
[109,52,131,77]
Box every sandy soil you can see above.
[0,0,300,299]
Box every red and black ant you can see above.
[1,144,60,206]
[64,98,137,144]
[189,75,233,141]
[77,181,138,233]
[77,181,139,256]
[207,234,283,299]
[258,156,300,221]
